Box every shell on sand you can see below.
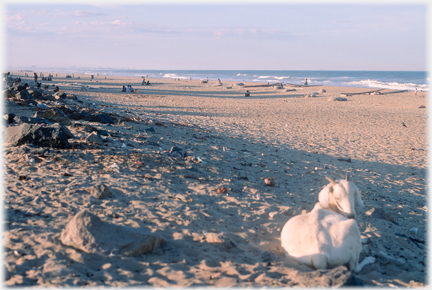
[264,178,275,186]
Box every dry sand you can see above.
[2,72,428,287]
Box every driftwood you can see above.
[383,90,408,95]
[285,83,322,87]
[340,89,384,96]
[244,82,283,88]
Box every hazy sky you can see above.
[3,2,428,71]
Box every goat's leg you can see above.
[311,254,328,270]
[354,256,376,273]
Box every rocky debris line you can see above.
[60,210,165,256]
[5,123,73,148]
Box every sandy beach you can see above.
[2,72,427,287]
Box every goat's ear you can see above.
[319,184,331,208]
[325,176,337,186]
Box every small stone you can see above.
[89,183,112,199]
[85,131,103,145]
[264,178,275,186]
[328,97,347,102]
[217,186,228,194]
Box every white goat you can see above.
[280,176,375,272]
[316,175,364,220]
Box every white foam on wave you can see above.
[252,79,281,83]
[257,75,290,80]
[347,79,428,91]
[162,73,188,79]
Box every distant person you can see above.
[245,90,250,97]
[37,82,41,89]
[305,78,308,85]
[415,88,418,95]
[142,79,146,85]
[53,86,59,92]
[122,86,126,92]
[34,73,38,83]
[146,80,150,85]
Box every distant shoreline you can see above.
[7,69,428,92]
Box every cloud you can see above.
[212,28,294,41]
[51,10,107,18]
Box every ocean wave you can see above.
[347,79,428,91]
[257,75,290,81]
[162,73,188,79]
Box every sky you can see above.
[1,1,429,71]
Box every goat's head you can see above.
[318,175,364,219]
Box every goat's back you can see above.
[281,208,362,270]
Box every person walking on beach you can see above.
[34,73,38,83]
[305,78,308,85]
[415,88,418,95]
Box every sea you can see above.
[36,68,430,92]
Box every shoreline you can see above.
[7,69,428,92]
[3,72,427,287]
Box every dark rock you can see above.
[13,84,27,92]
[87,113,115,124]
[60,210,165,256]
[83,124,97,132]
[3,89,16,99]
[63,109,114,124]
[170,146,182,153]
[66,94,78,100]
[89,183,112,199]
[27,89,43,99]
[169,146,187,158]
[4,113,15,124]
[54,92,67,99]
[14,116,54,125]
[53,92,66,100]
[23,99,38,106]
[5,123,70,148]
[85,131,103,144]
[15,89,34,100]
[34,108,73,126]
[40,93,56,101]
[51,123,74,139]
[145,127,156,133]
[66,110,91,121]
[144,141,159,147]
